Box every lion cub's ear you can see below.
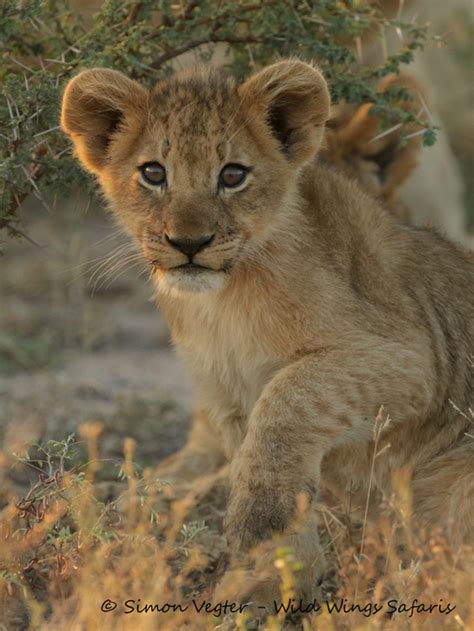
[239,59,331,165]
[61,69,147,173]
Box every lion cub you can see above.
[62,60,473,601]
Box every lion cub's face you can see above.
[61,61,330,293]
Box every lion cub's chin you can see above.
[155,267,227,295]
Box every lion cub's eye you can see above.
[139,162,167,186]
[219,164,248,189]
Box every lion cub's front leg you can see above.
[224,380,322,553]
[224,344,432,554]
[224,355,331,553]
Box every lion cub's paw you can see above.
[224,453,316,553]
[224,485,297,552]
[214,536,326,621]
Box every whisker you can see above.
[90,227,127,248]
[90,252,143,285]
[79,249,136,289]
[62,241,131,277]
[100,260,147,292]
[90,253,144,293]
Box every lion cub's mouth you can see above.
[150,260,217,273]
[172,263,212,273]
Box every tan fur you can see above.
[322,74,424,222]
[61,60,473,605]
[363,0,472,245]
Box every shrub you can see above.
[0,0,434,247]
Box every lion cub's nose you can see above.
[165,233,215,257]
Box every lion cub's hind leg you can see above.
[156,408,227,487]
[411,438,474,549]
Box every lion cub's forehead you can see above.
[147,70,246,161]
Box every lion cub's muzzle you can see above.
[147,229,230,292]
[143,226,240,291]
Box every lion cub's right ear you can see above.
[61,69,147,174]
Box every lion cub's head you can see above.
[61,60,330,293]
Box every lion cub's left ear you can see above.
[239,59,331,166]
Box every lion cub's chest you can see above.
[169,295,284,419]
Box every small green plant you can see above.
[180,520,208,556]
[13,433,79,477]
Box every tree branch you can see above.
[148,35,266,71]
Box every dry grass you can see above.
[1,421,472,631]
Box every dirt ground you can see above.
[0,195,193,483]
